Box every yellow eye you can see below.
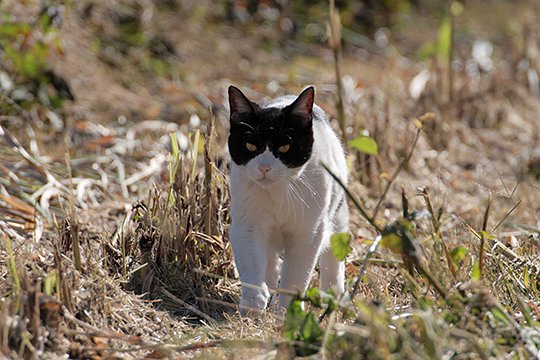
[278,144,290,153]
[246,142,257,151]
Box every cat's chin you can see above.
[251,177,281,190]
[253,177,278,189]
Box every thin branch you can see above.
[161,288,216,324]
[328,0,346,140]
[421,188,457,279]
[348,234,383,300]
[321,163,381,233]
[371,128,422,221]
[492,199,522,232]
[479,194,492,278]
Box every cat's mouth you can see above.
[256,177,276,188]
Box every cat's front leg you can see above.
[230,224,270,316]
[278,235,322,310]
[319,247,345,295]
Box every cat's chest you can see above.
[230,178,323,230]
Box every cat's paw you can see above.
[239,292,269,318]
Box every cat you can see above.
[227,85,349,316]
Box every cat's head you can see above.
[228,86,315,188]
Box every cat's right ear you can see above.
[228,86,255,121]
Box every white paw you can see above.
[239,288,269,317]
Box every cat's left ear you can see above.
[287,86,314,126]
[228,85,256,119]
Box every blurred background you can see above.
[2,0,540,126]
[2,0,539,219]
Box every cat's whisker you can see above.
[288,181,308,227]
[287,183,299,222]
[238,122,256,132]
[296,173,321,209]
[298,171,317,195]
[285,185,292,218]
[290,187,297,224]
[286,185,297,224]
[296,183,308,227]
[278,183,287,213]
[289,181,304,207]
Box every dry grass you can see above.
[1,0,540,358]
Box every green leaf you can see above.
[331,232,352,261]
[451,1,464,16]
[417,40,437,60]
[471,258,481,281]
[325,296,337,313]
[304,287,321,307]
[523,266,530,288]
[44,270,56,296]
[381,232,402,252]
[39,12,52,30]
[300,312,323,343]
[283,300,305,340]
[437,15,452,60]
[348,135,379,155]
[21,53,38,78]
[491,307,508,325]
[480,230,495,240]
[32,41,49,63]
[0,21,29,37]
[450,246,468,264]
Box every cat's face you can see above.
[228,86,315,188]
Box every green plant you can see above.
[348,134,379,155]
[416,1,463,148]
[283,288,337,356]
[2,235,20,295]
[330,232,352,261]
[282,171,537,358]
[0,6,71,110]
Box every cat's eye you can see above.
[246,142,257,152]
[278,144,290,153]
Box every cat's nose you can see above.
[258,164,271,174]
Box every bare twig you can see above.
[493,199,522,232]
[479,194,492,279]
[348,234,383,300]
[321,163,381,233]
[415,261,448,298]
[204,109,215,235]
[448,1,455,106]
[161,288,216,324]
[65,152,82,272]
[421,188,457,278]
[371,127,422,221]
[324,124,424,301]
[328,0,346,140]
[351,258,403,267]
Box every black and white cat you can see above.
[227,86,349,315]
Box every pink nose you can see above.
[258,164,271,174]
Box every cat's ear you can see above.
[229,86,255,120]
[287,86,314,126]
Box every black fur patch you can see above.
[228,86,315,168]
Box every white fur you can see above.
[229,96,349,315]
